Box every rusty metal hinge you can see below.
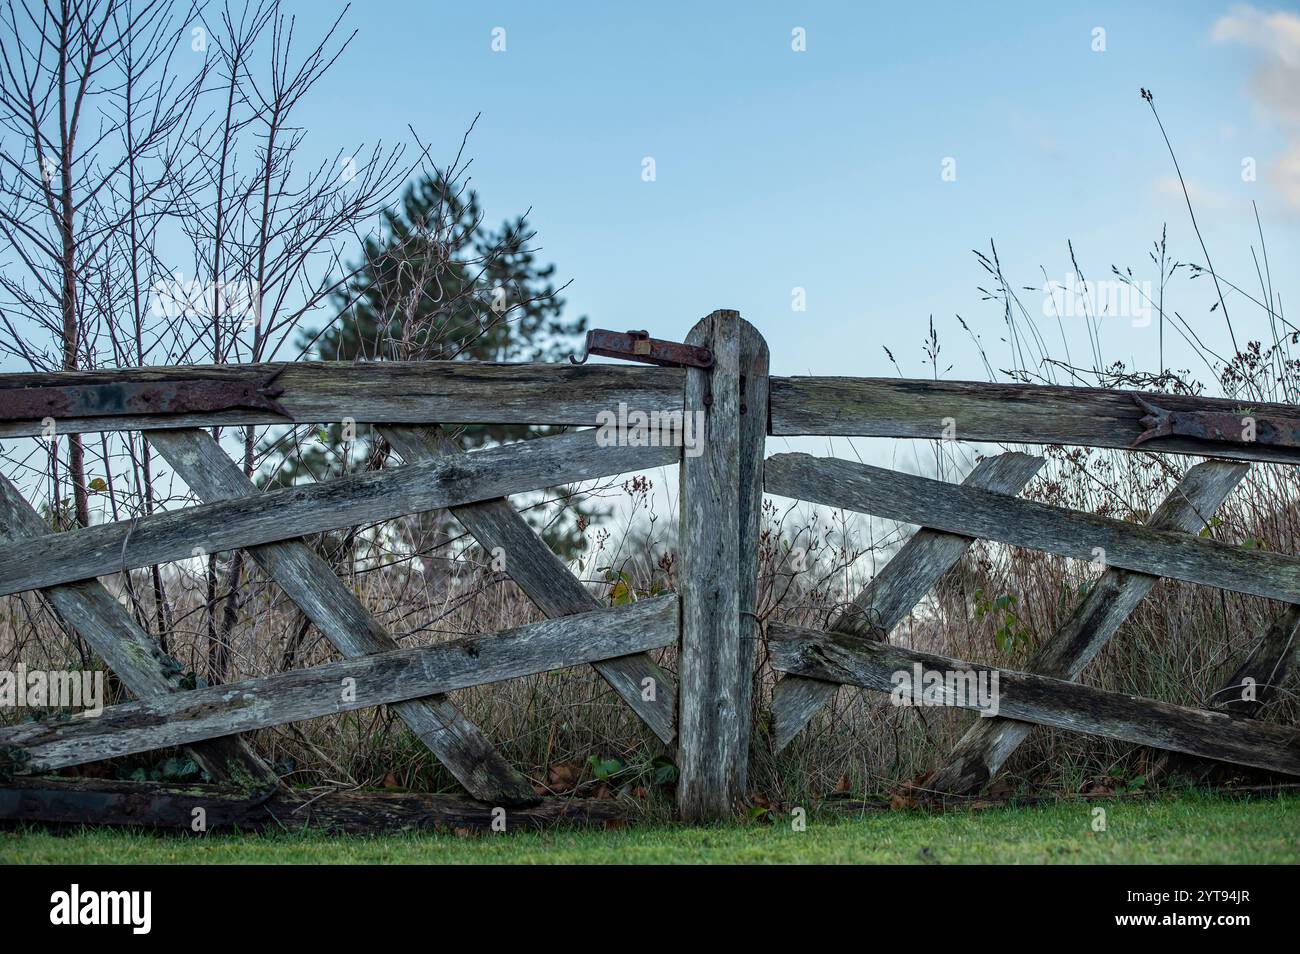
[0,369,290,422]
[1131,394,1300,449]
[569,329,715,370]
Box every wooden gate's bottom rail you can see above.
[0,777,626,832]
[0,595,677,775]
[768,623,1300,777]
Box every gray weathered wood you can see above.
[770,377,1300,465]
[734,320,769,796]
[0,473,275,787]
[1213,604,1300,716]
[767,622,1300,777]
[0,777,627,832]
[380,424,677,745]
[148,427,536,805]
[771,452,1045,751]
[0,594,678,773]
[0,360,684,439]
[926,460,1248,795]
[764,453,1300,603]
[0,429,680,597]
[677,310,746,821]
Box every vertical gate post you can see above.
[677,309,768,821]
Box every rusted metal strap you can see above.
[570,329,714,370]
[1132,394,1300,449]
[0,371,289,422]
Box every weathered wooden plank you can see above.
[0,777,627,832]
[767,622,1300,777]
[677,310,747,821]
[771,452,1046,751]
[0,595,678,773]
[1212,604,1300,718]
[379,424,678,745]
[926,460,1248,796]
[0,429,680,597]
[734,320,769,797]
[0,474,275,787]
[770,377,1300,465]
[149,428,536,806]
[0,360,684,438]
[1155,604,1300,783]
[764,453,1300,603]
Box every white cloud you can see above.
[1212,5,1300,212]
[1269,140,1300,213]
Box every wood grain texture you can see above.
[0,429,680,597]
[0,595,678,773]
[379,424,677,745]
[149,428,536,806]
[770,376,1300,464]
[0,777,627,832]
[0,360,684,438]
[0,473,275,787]
[770,452,1045,751]
[764,453,1300,603]
[768,622,1300,777]
[734,320,769,796]
[926,460,1248,796]
[677,310,745,821]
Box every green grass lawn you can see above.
[3,793,1297,864]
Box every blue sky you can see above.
[281,0,1300,386]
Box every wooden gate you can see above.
[765,377,1300,798]
[1,312,1298,827]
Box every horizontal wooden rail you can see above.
[0,595,677,774]
[0,429,679,597]
[0,360,685,438]
[770,377,1300,465]
[767,622,1300,777]
[770,451,1045,751]
[764,453,1300,603]
[0,777,628,832]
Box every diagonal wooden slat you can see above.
[764,452,1300,602]
[0,429,681,597]
[771,452,1045,751]
[148,428,536,806]
[0,473,275,787]
[767,621,1300,777]
[0,595,679,774]
[379,425,678,745]
[926,459,1248,796]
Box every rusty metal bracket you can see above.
[1131,394,1300,449]
[569,329,715,370]
[0,369,290,422]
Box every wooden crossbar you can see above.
[0,360,684,439]
[767,622,1300,777]
[149,428,535,805]
[381,425,678,745]
[764,453,1300,603]
[0,473,275,787]
[770,452,1045,751]
[770,377,1300,465]
[0,595,678,775]
[0,429,680,598]
[926,459,1248,795]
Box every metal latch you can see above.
[569,329,714,370]
[1131,394,1300,448]
[0,368,290,422]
